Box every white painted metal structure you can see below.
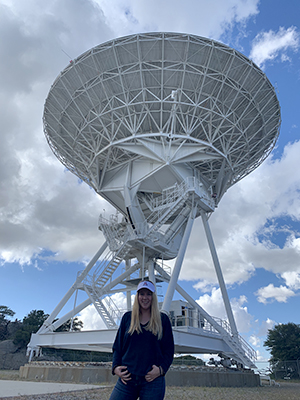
[28,33,281,368]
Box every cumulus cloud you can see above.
[255,283,296,304]
[0,0,114,265]
[258,317,275,336]
[179,141,300,291]
[79,304,106,330]
[80,292,130,330]
[247,318,275,347]
[196,288,226,317]
[249,334,261,347]
[0,0,263,269]
[282,271,300,290]
[250,26,300,68]
[95,0,259,39]
[231,295,253,333]
[248,317,276,359]
[196,288,252,333]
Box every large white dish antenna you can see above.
[44,32,280,213]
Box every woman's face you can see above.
[138,289,153,311]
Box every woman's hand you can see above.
[114,366,131,385]
[145,365,161,382]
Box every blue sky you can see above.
[1,0,300,363]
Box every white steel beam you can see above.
[28,327,234,356]
[200,210,238,338]
[38,241,108,334]
[161,204,197,313]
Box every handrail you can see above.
[102,295,124,324]
[171,313,257,363]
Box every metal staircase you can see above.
[88,178,214,328]
[201,315,256,367]
[223,334,257,368]
[84,286,118,328]
[82,242,132,327]
[94,243,131,287]
[146,196,187,235]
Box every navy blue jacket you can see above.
[112,311,174,377]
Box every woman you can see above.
[109,280,174,400]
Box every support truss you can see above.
[28,177,257,368]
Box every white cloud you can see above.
[231,295,252,333]
[80,292,129,330]
[0,0,114,266]
[258,318,275,336]
[196,288,252,333]
[249,334,261,347]
[282,271,300,290]
[249,318,276,360]
[255,350,270,362]
[193,280,215,293]
[197,288,226,318]
[79,304,106,330]
[95,0,259,39]
[179,140,300,290]
[250,26,300,68]
[255,283,296,304]
[246,318,277,361]
[0,0,262,269]
[0,0,264,273]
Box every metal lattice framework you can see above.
[44,32,280,206]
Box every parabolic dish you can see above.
[44,32,280,204]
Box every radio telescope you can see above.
[28,33,280,368]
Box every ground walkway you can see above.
[0,379,101,397]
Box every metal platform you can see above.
[29,323,256,368]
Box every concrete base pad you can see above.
[20,363,260,387]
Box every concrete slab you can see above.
[19,363,260,387]
[0,380,102,397]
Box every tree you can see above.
[264,322,300,361]
[13,329,31,348]
[173,354,205,366]
[22,310,49,330]
[0,306,15,320]
[55,317,83,332]
[0,306,15,341]
[264,323,300,379]
[13,310,49,348]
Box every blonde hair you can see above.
[128,281,163,340]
